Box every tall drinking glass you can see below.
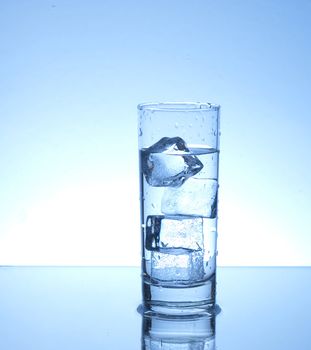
[138,102,220,314]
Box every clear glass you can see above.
[138,102,220,315]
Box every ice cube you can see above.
[151,248,204,282]
[161,178,218,218]
[145,215,204,251]
[141,137,203,187]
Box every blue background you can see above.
[0,0,310,265]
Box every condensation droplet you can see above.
[151,203,155,208]
[175,122,179,128]
[139,128,143,136]
[189,123,193,128]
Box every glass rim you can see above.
[137,102,220,112]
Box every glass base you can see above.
[142,274,216,316]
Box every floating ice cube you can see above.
[141,137,203,187]
[161,178,218,218]
[145,215,204,251]
[151,248,204,282]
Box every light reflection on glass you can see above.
[141,311,216,350]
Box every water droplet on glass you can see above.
[139,128,143,136]
[175,122,179,128]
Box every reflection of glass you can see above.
[141,311,216,350]
[138,102,220,315]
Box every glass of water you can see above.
[138,102,220,315]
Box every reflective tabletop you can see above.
[0,267,310,349]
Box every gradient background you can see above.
[0,0,310,266]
